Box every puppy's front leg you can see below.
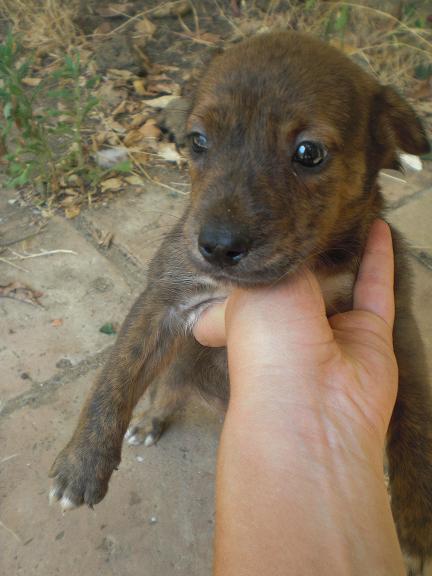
[49,280,182,510]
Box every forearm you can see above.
[213,396,405,576]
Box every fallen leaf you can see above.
[124,129,145,147]
[143,95,178,109]
[98,231,114,248]
[112,100,128,116]
[133,79,147,96]
[146,80,180,96]
[157,142,182,163]
[100,177,124,192]
[153,0,191,18]
[139,119,161,140]
[65,205,81,219]
[129,112,149,128]
[22,77,42,87]
[92,22,112,35]
[0,282,44,306]
[134,17,156,37]
[51,318,63,327]
[125,175,145,186]
[95,3,135,18]
[107,68,135,80]
[104,118,127,133]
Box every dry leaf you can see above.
[157,142,182,163]
[107,68,135,80]
[95,3,135,18]
[133,79,147,96]
[144,95,178,109]
[124,129,145,147]
[134,17,156,37]
[97,231,114,248]
[139,119,161,140]
[0,282,44,306]
[146,80,180,96]
[65,205,81,219]
[51,318,63,327]
[101,177,124,192]
[125,175,145,186]
[92,22,112,35]
[104,118,127,133]
[129,112,149,128]
[112,100,128,116]
[153,0,191,18]
[22,77,42,87]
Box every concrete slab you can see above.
[380,161,432,206]
[0,368,221,576]
[388,188,432,268]
[81,174,188,271]
[0,214,132,400]
[410,257,432,373]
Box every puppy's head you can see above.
[183,31,429,285]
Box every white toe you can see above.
[144,434,155,447]
[60,496,77,511]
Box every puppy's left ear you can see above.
[373,86,430,168]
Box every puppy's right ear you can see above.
[372,86,430,169]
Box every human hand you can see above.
[193,219,398,463]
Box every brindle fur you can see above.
[50,32,431,573]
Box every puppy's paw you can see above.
[49,443,120,510]
[125,418,163,447]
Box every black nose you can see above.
[198,226,250,267]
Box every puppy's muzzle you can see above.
[198,223,251,267]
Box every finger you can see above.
[193,301,227,347]
[353,219,395,329]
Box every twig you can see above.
[9,249,78,260]
[0,454,19,464]
[0,228,44,248]
[0,519,21,543]
[0,257,29,272]
[171,30,218,47]
[97,2,176,37]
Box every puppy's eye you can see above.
[190,132,208,154]
[293,141,327,167]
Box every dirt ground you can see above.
[1,1,432,574]
[1,158,431,576]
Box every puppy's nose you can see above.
[198,226,250,267]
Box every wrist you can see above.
[216,398,404,576]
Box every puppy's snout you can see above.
[198,225,250,267]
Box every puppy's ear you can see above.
[373,86,430,168]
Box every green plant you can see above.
[324,5,351,44]
[0,33,130,202]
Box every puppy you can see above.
[50,31,431,574]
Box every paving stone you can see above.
[0,213,132,399]
[387,189,432,266]
[380,161,432,206]
[82,178,188,272]
[0,369,221,576]
[410,257,432,374]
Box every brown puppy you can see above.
[50,32,431,574]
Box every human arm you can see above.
[194,220,405,576]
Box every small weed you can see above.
[0,33,131,205]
